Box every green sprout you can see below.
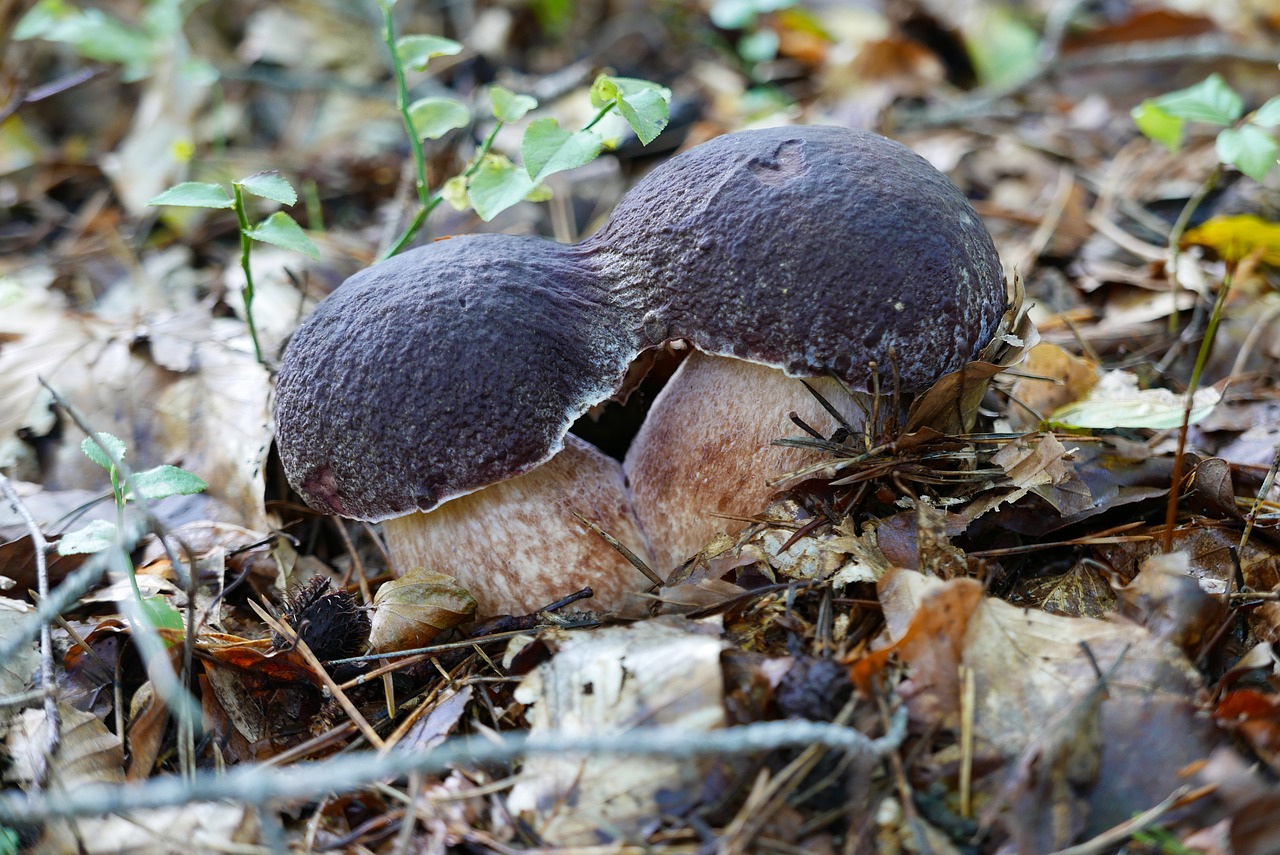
[147,172,321,366]
[374,1,671,257]
[56,432,208,632]
[1133,73,1280,184]
[14,0,215,84]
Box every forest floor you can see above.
[2,1,1280,852]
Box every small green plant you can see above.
[147,172,320,366]
[1133,73,1280,183]
[374,1,671,257]
[56,432,208,632]
[0,825,18,855]
[709,0,795,65]
[14,0,214,83]
[1131,822,1204,855]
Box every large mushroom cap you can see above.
[276,125,1006,525]
[590,125,1005,393]
[275,235,640,522]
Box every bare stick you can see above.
[0,712,907,823]
[0,474,60,771]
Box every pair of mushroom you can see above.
[274,125,1005,616]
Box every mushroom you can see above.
[274,125,1004,615]
[622,351,867,572]
[273,236,654,615]
[382,434,650,615]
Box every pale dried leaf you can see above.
[509,618,728,844]
[369,567,476,653]
[4,703,124,789]
[0,597,38,696]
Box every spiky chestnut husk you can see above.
[273,577,370,661]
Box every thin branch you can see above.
[1044,785,1201,855]
[0,712,907,823]
[0,474,60,771]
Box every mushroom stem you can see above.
[382,434,656,616]
[623,351,871,571]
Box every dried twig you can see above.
[0,474,60,772]
[0,712,908,823]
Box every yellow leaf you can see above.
[1182,213,1280,265]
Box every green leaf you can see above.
[395,34,462,71]
[467,155,536,221]
[710,0,758,29]
[523,118,603,182]
[13,0,67,40]
[140,0,186,38]
[1217,125,1280,184]
[530,0,574,34]
[1049,371,1220,430]
[82,433,126,471]
[147,182,233,209]
[964,6,1039,89]
[245,212,321,260]
[1132,100,1186,152]
[15,3,154,79]
[407,96,470,140]
[489,86,538,123]
[1252,96,1280,129]
[141,596,185,633]
[1151,73,1243,126]
[128,465,208,501]
[738,29,780,63]
[590,76,671,145]
[235,171,297,206]
[57,520,117,556]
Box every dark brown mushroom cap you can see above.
[274,235,641,521]
[587,125,1005,392]
[275,125,1005,524]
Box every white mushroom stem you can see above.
[381,434,655,617]
[623,351,870,572]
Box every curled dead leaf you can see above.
[1119,551,1228,655]
[368,566,477,653]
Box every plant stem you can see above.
[1165,166,1220,335]
[1161,264,1233,553]
[466,120,503,176]
[581,103,615,132]
[232,184,265,366]
[382,119,503,260]
[379,0,435,256]
[110,463,146,608]
[385,194,444,259]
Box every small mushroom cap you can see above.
[275,235,641,522]
[590,125,1005,393]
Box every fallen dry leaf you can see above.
[852,567,1225,837]
[369,567,475,653]
[508,617,729,844]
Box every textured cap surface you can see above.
[276,125,1005,523]
[589,125,1005,393]
[275,235,641,521]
